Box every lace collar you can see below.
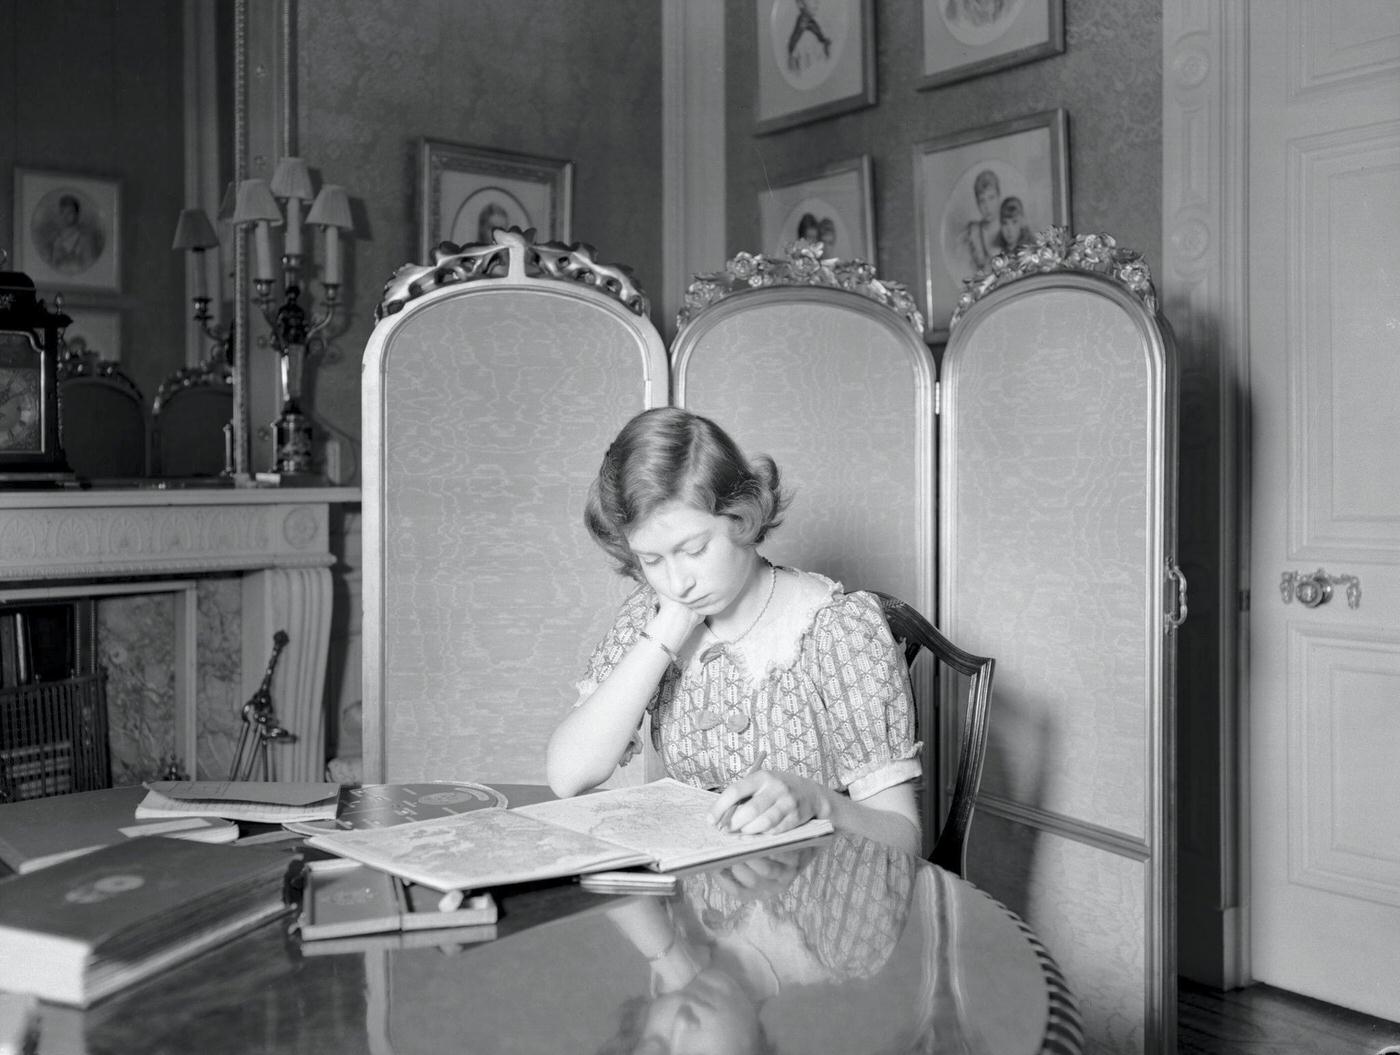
[693,567,847,684]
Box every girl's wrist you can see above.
[637,628,681,666]
[646,610,699,654]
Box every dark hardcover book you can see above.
[0,785,238,875]
[0,837,294,1007]
[296,858,497,941]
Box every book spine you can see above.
[0,742,74,800]
[0,614,18,689]
[13,611,29,686]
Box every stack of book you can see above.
[0,838,295,1007]
[295,858,499,955]
[134,780,341,824]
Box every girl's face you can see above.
[633,967,762,1055]
[627,501,757,620]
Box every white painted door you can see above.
[1248,0,1400,1020]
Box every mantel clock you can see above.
[0,263,72,482]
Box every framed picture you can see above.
[914,109,1069,337]
[754,0,876,135]
[919,0,1064,90]
[417,139,574,260]
[61,306,123,362]
[758,155,875,261]
[12,169,122,293]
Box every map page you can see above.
[304,809,650,893]
[515,778,834,872]
[305,779,834,892]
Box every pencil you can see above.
[715,750,768,831]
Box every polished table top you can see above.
[30,785,1080,1055]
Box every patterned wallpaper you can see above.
[0,0,189,406]
[296,0,664,485]
[725,0,1163,298]
[294,0,1160,479]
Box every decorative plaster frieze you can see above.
[0,503,331,581]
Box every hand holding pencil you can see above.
[708,749,832,836]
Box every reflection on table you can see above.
[40,795,1080,1055]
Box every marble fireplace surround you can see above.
[0,486,359,781]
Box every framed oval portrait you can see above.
[13,169,122,292]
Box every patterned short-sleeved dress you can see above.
[576,569,921,801]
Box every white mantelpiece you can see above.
[0,486,360,780]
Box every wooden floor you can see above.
[1179,978,1400,1054]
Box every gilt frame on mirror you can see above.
[758,155,875,262]
[914,108,1069,339]
[918,0,1064,90]
[417,139,574,261]
[753,0,876,135]
[12,168,122,293]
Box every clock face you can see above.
[0,366,43,453]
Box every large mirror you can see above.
[0,0,235,474]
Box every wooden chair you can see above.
[872,591,994,878]
[57,342,147,479]
[151,356,233,477]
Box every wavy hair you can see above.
[585,408,789,579]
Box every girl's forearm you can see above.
[546,630,675,796]
[824,787,921,857]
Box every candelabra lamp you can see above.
[170,206,233,362]
[237,160,352,480]
[175,156,352,483]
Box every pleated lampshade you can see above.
[171,208,219,251]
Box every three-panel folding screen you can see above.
[361,233,1178,1053]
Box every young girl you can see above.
[546,408,921,854]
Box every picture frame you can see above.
[61,306,123,363]
[417,140,574,260]
[918,0,1064,90]
[758,155,876,261]
[914,109,1069,337]
[12,169,122,293]
[754,0,876,135]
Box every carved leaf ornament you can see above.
[677,240,927,336]
[377,227,650,320]
[950,226,1159,328]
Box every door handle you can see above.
[1280,568,1361,609]
[1166,563,1188,630]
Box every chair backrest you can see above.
[872,591,994,877]
[57,344,147,479]
[361,230,668,784]
[151,357,233,477]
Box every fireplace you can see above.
[0,600,110,801]
[0,486,356,783]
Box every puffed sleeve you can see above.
[573,583,671,767]
[812,590,922,800]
